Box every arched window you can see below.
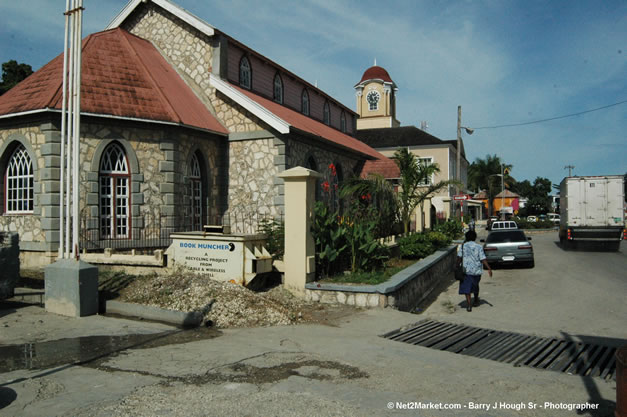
[301,89,310,115]
[340,111,347,133]
[99,142,130,238]
[239,56,252,89]
[323,101,330,125]
[306,155,317,171]
[4,144,34,213]
[189,152,204,231]
[273,73,283,104]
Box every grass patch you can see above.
[320,258,417,285]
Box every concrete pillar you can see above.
[278,167,321,296]
[45,259,99,317]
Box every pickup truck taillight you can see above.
[518,245,532,250]
[484,247,497,251]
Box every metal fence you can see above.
[78,210,282,252]
[79,212,180,252]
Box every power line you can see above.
[472,100,627,130]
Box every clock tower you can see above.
[355,64,400,129]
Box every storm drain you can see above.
[382,320,619,381]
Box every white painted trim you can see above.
[106,0,215,37]
[209,73,290,134]
[0,108,50,119]
[0,108,227,136]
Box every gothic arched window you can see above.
[273,73,283,104]
[4,144,34,213]
[340,111,347,133]
[239,56,252,89]
[301,89,310,115]
[189,152,204,231]
[323,101,330,125]
[99,142,130,238]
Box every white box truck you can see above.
[559,175,625,250]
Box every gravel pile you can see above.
[117,272,314,328]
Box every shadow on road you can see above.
[0,387,17,410]
[560,331,619,416]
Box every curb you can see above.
[106,300,203,328]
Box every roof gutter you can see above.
[0,107,227,136]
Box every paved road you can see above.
[1,231,624,416]
[426,230,627,341]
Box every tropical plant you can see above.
[312,201,347,277]
[393,147,460,234]
[339,173,400,238]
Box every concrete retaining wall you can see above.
[0,232,20,300]
[304,245,457,312]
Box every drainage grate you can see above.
[382,320,620,380]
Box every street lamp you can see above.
[490,165,505,220]
[456,105,474,218]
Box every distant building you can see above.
[353,65,468,231]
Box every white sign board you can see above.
[175,239,243,281]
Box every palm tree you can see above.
[393,148,460,234]
[468,154,513,217]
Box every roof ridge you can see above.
[118,29,182,124]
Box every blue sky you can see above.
[1,0,625,189]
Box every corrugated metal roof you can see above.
[228,82,386,160]
[0,28,227,135]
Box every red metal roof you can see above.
[0,28,227,135]
[358,65,394,84]
[359,158,400,179]
[230,83,387,160]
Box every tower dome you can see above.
[358,65,394,85]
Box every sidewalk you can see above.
[1,303,617,416]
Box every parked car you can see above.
[481,229,534,267]
[538,214,548,222]
[490,220,518,230]
[527,215,537,222]
[548,213,560,225]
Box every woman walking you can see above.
[457,230,492,312]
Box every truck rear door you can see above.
[583,178,607,227]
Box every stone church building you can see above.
[0,0,392,267]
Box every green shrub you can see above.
[399,233,435,259]
[433,218,464,240]
[426,231,451,249]
[259,217,285,259]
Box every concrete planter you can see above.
[304,244,457,312]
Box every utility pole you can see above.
[456,106,462,219]
[564,165,575,177]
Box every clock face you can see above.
[366,90,380,105]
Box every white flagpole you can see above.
[59,0,70,259]
[71,0,83,259]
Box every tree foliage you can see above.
[393,147,459,234]
[0,60,33,95]
[468,154,513,216]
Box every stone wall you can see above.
[227,136,280,232]
[0,123,58,255]
[0,232,19,300]
[304,245,457,311]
